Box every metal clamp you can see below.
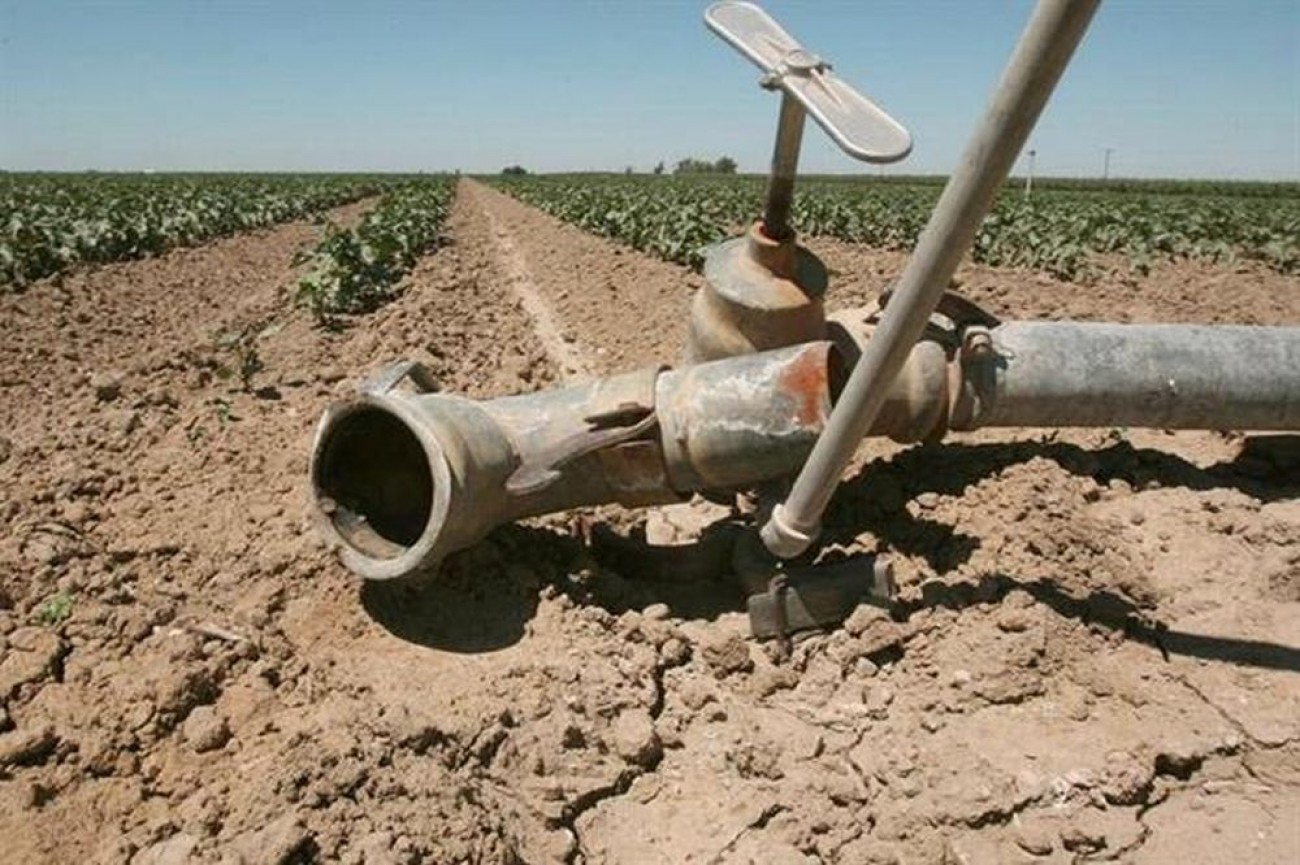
[759,48,830,90]
[505,409,659,496]
[360,360,439,396]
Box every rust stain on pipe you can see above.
[776,343,834,428]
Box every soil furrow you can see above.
[465,181,598,382]
[0,178,1295,864]
[465,180,699,374]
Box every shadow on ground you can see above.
[820,433,1300,572]
[903,572,1300,673]
[362,435,1299,668]
[360,520,749,653]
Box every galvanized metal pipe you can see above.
[967,322,1300,431]
[761,0,1102,558]
[762,92,806,241]
[311,343,839,580]
[313,316,1300,582]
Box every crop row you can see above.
[0,173,400,289]
[489,176,1299,279]
[295,178,456,322]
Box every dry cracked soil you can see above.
[1,179,1298,864]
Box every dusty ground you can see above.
[0,178,1297,864]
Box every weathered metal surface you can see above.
[596,441,674,507]
[761,92,806,241]
[312,390,514,582]
[965,322,1300,431]
[504,365,660,495]
[313,344,840,580]
[825,310,1300,436]
[827,309,951,443]
[685,225,827,363]
[762,0,1103,559]
[314,314,1300,583]
[747,556,896,639]
[658,342,836,492]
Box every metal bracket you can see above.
[746,556,897,641]
[734,529,896,644]
[360,360,439,396]
[505,378,663,496]
[759,48,830,91]
[865,287,1003,354]
[875,286,1002,331]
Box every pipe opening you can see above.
[315,406,433,560]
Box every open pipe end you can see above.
[310,399,447,580]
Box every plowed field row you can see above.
[0,179,1296,864]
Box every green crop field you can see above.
[6,172,1296,297]
[489,174,1300,280]
[0,173,421,289]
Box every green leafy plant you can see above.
[296,179,454,323]
[214,325,266,392]
[35,592,73,626]
[212,397,234,425]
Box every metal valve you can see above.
[682,3,914,368]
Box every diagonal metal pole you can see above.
[760,0,1103,558]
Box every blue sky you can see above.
[2,1,1297,179]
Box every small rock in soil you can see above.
[0,726,57,767]
[133,833,198,865]
[1100,751,1155,805]
[227,811,312,864]
[90,371,124,402]
[1059,818,1106,854]
[1014,820,1055,856]
[642,602,670,621]
[996,606,1037,633]
[182,706,231,753]
[752,665,800,698]
[0,627,64,697]
[610,709,662,768]
[845,606,904,657]
[844,604,890,637]
[1155,743,1204,779]
[699,632,754,678]
[659,637,690,667]
[354,831,400,865]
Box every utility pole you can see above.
[1103,147,1113,181]
[1024,148,1036,199]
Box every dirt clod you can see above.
[0,726,57,767]
[610,709,662,768]
[0,183,1295,863]
[90,370,124,402]
[181,705,230,753]
[698,631,754,678]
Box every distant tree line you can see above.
[673,156,737,175]
[501,156,743,176]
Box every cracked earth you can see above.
[0,179,1297,863]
